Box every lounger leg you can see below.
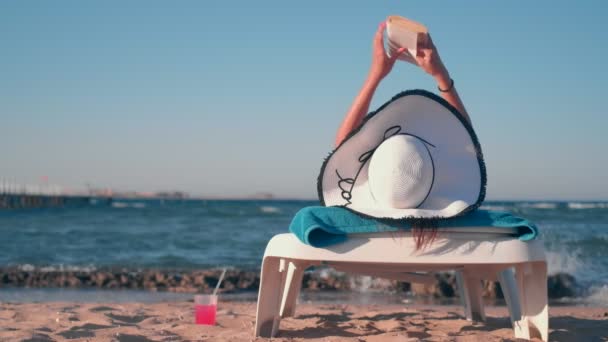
[455,272,470,319]
[280,261,307,318]
[498,267,528,339]
[458,270,485,322]
[254,257,285,337]
[515,262,549,341]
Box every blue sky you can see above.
[1,1,606,200]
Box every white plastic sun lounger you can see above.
[254,228,548,341]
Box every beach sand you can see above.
[0,301,606,341]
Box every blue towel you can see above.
[289,206,538,248]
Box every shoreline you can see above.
[1,287,604,309]
[1,267,598,306]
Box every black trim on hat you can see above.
[316,89,487,223]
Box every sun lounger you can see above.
[254,228,548,341]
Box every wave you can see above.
[479,205,510,211]
[259,206,281,214]
[111,202,147,209]
[546,251,584,276]
[567,202,608,209]
[17,264,98,273]
[584,284,608,306]
[519,202,558,209]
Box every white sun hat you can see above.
[318,90,486,220]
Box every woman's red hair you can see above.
[412,226,438,250]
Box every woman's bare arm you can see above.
[415,35,471,124]
[334,75,381,147]
[336,27,470,147]
[335,22,404,147]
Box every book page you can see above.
[386,16,427,66]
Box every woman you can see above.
[333,22,472,248]
[336,22,470,147]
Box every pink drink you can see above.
[195,304,216,325]
[194,294,218,325]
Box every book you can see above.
[385,15,428,65]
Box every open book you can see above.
[386,16,428,65]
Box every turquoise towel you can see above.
[289,206,538,248]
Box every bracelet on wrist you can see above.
[438,78,454,93]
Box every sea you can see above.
[1,199,607,305]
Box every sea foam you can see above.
[567,202,608,209]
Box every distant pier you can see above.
[0,179,188,209]
[0,194,97,209]
[1,180,83,209]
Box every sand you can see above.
[0,301,606,341]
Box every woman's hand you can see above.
[368,22,404,81]
[415,34,449,81]
[336,22,403,146]
[415,34,471,124]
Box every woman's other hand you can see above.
[369,22,404,81]
[415,34,470,124]
[415,34,449,80]
[335,22,403,146]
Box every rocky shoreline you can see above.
[0,267,580,300]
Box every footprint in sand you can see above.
[21,333,55,342]
[156,330,182,341]
[114,333,157,342]
[105,312,152,325]
[57,330,95,339]
[57,323,114,339]
[89,305,116,312]
[60,305,80,312]
[374,318,406,332]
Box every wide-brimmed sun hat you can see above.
[318,89,486,220]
